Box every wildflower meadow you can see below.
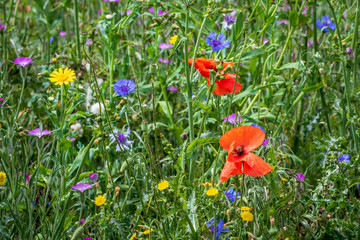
[1,0,360,239]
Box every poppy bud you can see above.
[171,24,180,30]
[223,64,233,73]
[116,191,120,196]
[150,22,159,28]
[159,133,164,138]
[80,32,87,45]
[220,8,234,13]
[120,99,126,104]
[20,132,25,136]
[115,186,120,192]
[216,59,224,70]
[94,139,99,144]
[180,132,188,140]
[95,182,99,188]
[114,113,119,117]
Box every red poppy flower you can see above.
[188,58,242,95]
[219,126,273,182]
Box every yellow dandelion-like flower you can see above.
[129,233,136,240]
[49,68,76,86]
[0,171,6,185]
[169,35,178,45]
[206,188,218,196]
[94,195,106,206]
[241,211,254,222]
[241,206,251,211]
[202,182,212,187]
[157,180,169,191]
[281,178,287,182]
[52,57,57,62]
[143,228,153,235]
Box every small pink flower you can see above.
[14,57,33,67]
[28,128,51,138]
[60,31,67,37]
[148,7,154,13]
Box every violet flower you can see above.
[28,128,51,138]
[0,97,4,107]
[262,139,269,147]
[25,173,30,185]
[221,10,236,30]
[158,9,169,16]
[89,173,98,183]
[72,183,93,193]
[159,43,172,50]
[85,39,93,46]
[60,31,67,37]
[80,218,85,224]
[148,7,154,13]
[224,113,241,124]
[0,24,5,32]
[14,57,33,67]
[296,173,305,182]
[276,20,289,25]
[167,86,178,92]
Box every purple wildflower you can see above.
[80,218,85,224]
[14,57,33,67]
[137,19,142,25]
[207,219,229,240]
[167,86,178,92]
[72,183,93,193]
[276,20,289,25]
[205,32,230,52]
[316,16,336,33]
[159,43,172,50]
[250,124,265,133]
[158,9,169,16]
[97,9,102,16]
[223,188,240,202]
[346,47,354,58]
[221,10,236,30]
[83,238,91,240]
[49,36,54,44]
[85,39,93,46]
[224,113,241,124]
[148,7,154,13]
[296,173,305,182]
[262,139,269,147]
[122,10,132,15]
[25,173,30,185]
[0,97,4,107]
[0,24,5,32]
[110,128,134,152]
[113,79,136,97]
[104,0,119,2]
[338,154,350,164]
[28,128,51,138]
[89,173,98,183]
[66,136,76,141]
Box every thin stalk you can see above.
[184,6,194,142]
[109,53,115,105]
[326,0,358,152]
[73,0,81,61]
[352,0,359,93]
[15,69,26,121]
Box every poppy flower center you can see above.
[234,145,245,156]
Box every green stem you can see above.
[73,0,81,61]
[184,5,194,142]
[109,53,115,105]
[326,0,358,152]
[15,69,26,121]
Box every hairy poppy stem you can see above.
[73,0,81,61]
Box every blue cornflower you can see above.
[338,154,350,164]
[114,79,136,97]
[316,16,336,33]
[250,124,265,133]
[207,219,229,240]
[223,188,240,203]
[205,32,230,52]
[110,128,134,152]
[49,36,54,44]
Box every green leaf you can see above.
[302,82,323,93]
[67,141,94,177]
[187,191,199,233]
[186,137,219,154]
[240,49,265,60]
[277,62,305,71]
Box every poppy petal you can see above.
[242,153,273,177]
[220,160,242,182]
[219,126,265,153]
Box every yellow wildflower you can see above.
[94,195,106,206]
[202,182,212,187]
[143,228,153,235]
[205,188,218,196]
[241,206,251,211]
[281,178,287,182]
[0,171,6,185]
[52,58,57,62]
[241,211,254,222]
[169,35,178,45]
[157,180,169,191]
[49,68,76,86]
[129,233,136,240]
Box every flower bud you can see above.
[94,139,99,144]
[95,182,99,188]
[180,132,188,140]
[115,186,120,192]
